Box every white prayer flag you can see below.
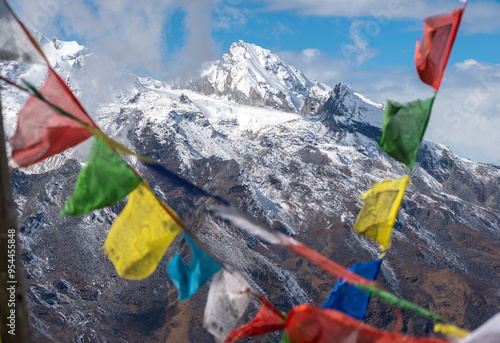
[212,204,291,245]
[203,267,254,343]
[460,312,500,343]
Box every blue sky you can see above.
[10,0,500,165]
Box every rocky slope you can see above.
[2,37,500,342]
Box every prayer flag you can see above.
[378,97,435,171]
[285,305,451,343]
[225,295,286,342]
[61,137,143,217]
[0,0,46,64]
[415,7,464,90]
[9,67,97,167]
[103,183,182,280]
[459,312,500,343]
[280,333,291,343]
[144,162,214,198]
[287,243,371,286]
[435,323,469,340]
[212,203,286,245]
[204,267,254,343]
[322,259,382,320]
[356,283,443,322]
[354,176,410,251]
[167,231,221,301]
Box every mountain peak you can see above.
[180,40,332,113]
[223,40,275,67]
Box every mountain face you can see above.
[176,40,331,115]
[2,37,500,342]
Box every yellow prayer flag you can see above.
[353,176,410,251]
[434,323,469,339]
[103,182,182,280]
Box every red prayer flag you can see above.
[287,243,371,286]
[9,67,97,167]
[415,7,464,90]
[286,305,452,343]
[224,295,286,343]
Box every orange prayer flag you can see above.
[285,305,452,343]
[224,295,286,343]
[9,67,97,167]
[415,7,464,90]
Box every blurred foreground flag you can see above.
[415,6,464,90]
[103,183,182,280]
[459,312,500,343]
[378,97,435,171]
[167,231,221,301]
[0,0,46,64]
[322,259,382,320]
[225,295,286,342]
[204,267,254,343]
[285,305,452,343]
[61,137,143,217]
[9,68,97,167]
[354,176,410,251]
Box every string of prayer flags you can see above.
[354,176,410,251]
[287,243,371,286]
[285,305,451,343]
[9,67,97,168]
[458,312,500,343]
[0,0,46,64]
[224,295,286,343]
[167,231,222,301]
[355,283,443,322]
[144,162,217,199]
[212,203,287,245]
[322,259,382,320]
[61,137,143,217]
[102,182,182,280]
[434,323,469,340]
[378,97,435,171]
[203,267,254,343]
[415,6,464,90]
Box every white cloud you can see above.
[342,20,380,65]
[213,0,248,31]
[169,0,218,79]
[428,60,500,164]
[10,0,220,79]
[256,0,500,34]
[278,49,349,86]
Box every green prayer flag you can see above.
[61,137,143,217]
[279,333,291,343]
[378,97,435,171]
[355,283,443,322]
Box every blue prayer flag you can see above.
[167,232,222,301]
[322,259,382,320]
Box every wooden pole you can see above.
[0,92,32,342]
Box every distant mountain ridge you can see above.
[2,36,500,342]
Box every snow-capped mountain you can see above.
[176,40,331,115]
[2,37,500,342]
